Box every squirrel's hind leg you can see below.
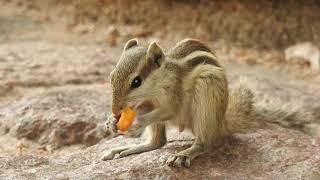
[166,67,229,167]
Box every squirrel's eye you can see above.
[131,76,142,89]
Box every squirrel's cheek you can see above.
[135,101,155,115]
[132,116,139,125]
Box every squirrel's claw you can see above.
[166,154,191,168]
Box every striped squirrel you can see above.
[101,38,320,168]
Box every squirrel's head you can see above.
[110,39,165,118]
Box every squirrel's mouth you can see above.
[115,100,154,122]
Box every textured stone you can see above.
[0,126,319,179]
[0,89,111,148]
[0,42,119,89]
[285,42,320,71]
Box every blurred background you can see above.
[0,0,320,178]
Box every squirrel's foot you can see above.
[166,141,206,168]
[100,146,130,161]
[101,143,161,161]
[166,154,191,168]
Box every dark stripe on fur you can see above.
[186,55,221,68]
[168,39,213,59]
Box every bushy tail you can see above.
[225,78,256,134]
[225,78,320,137]
[254,98,320,137]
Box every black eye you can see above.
[131,76,142,89]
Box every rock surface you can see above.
[285,42,320,71]
[0,88,111,148]
[0,42,119,90]
[0,126,319,179]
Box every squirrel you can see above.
[101,38,320,168]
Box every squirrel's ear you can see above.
[124,39,138,51]
[146,42,164,67]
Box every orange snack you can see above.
[116,107,136,132]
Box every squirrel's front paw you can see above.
[104,113,118,135]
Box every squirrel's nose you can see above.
[112,104,120,114]
[112,104,124,119]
